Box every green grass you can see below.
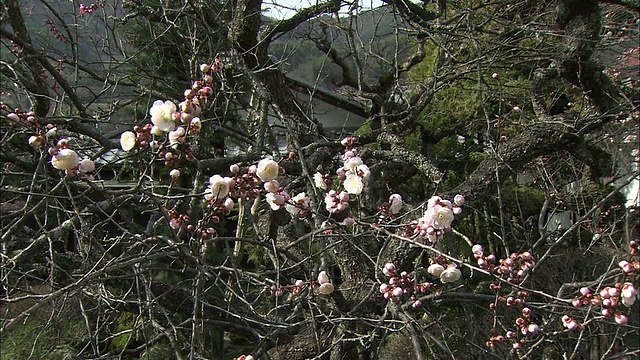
[1,315,87,360]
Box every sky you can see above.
[262,0,385,19]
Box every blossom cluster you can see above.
[314,137,370,216]
[377,193,404,222]
[427,262,462,284]
[3,106,98,177]
[198,158,312,236]
[570,284,634,324]
[404,195,464,243]
[269,270,335,297]
[472,244,535,284]
[561,240,638,331]
[47,139,95,177]
[379,262,436,308]
[487,307,540,350]
[119,58,223,178]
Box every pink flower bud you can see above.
[392,287,403,298]
[566,320,578,331]
[472,244,484,256]
[619,260,632,273]
[169,218,180,229]
[572,298,582,308]
[608,287,620,298]
[383,263,396,277]
[454,194,465,206]
[342,217,355,226]
[380,284,390,293]
[622,283,636,300]
[580,287,591,296]
[615,313,628,325]
[527,323,539,334]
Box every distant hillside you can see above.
[268,5,411,89]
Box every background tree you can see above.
[1,0,638,359]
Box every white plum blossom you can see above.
[120,131,137,151]
[78,158,96,173]
[223,198,235,212]
[389,194,403,214]
[28,135,43,149]
[325,190,349,213]
[189,117,202,133]
[6,113,20,122]
[343,173,364,195]
[424,204,455,230]
[256,158,279,182]
[265,192,287,210]
[286,192,310,216]
[356,164,371,181]
[440,263,462,283]
[427,264,445,277]
[318,282,334,295]
[200,63,211,73]
[169,169,181,179]
[343,156,363,173]
[317,270,334,295]
[205,175,230,200]
[168,126,186,146]
[621,283,636,307]
[264,180,280,193]
[314,172,328,190]
[51,148,80,170]
[150,125,165,136]
[149,100,177,132]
